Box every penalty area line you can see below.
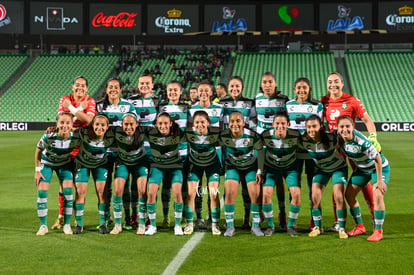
[162,232,205,275]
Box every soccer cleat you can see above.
[130,214,138,229]
[339,228,348,239]
[73,225,83,234]
[51,217,64,230]
[251,226,264,237]
[99,224,108,234]
[309,219,315,232]
[367,229,383,242]
[36,225,48,236]
[308,226,322,237]
[174,225,184,236]
[145,225,157,236]
[194,218,205,230]
[264,227,275,236]
[110,223,122,235]
[63,224,73,235]
[287,226,299,237]
[347,224,366,237]
[136,224,146,235]
[162,216,171,228]
[183,223,194,235]
[278,213,287,231]
[241,216,251,230]
[327,222,339,232]
[212,224,221,235]
[123,219,132,230]
[224,226,235,237]
[206,219,212,231]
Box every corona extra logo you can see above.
[167,8,182,18]
[399,5,413,15]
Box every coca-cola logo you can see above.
[0,4,7,21]
[92,12,137,28]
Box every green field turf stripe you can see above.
[162,232,205,275]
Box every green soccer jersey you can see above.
[287,99,323,134]
[113,126,146,165]
[255,92,289,134]
[129,94,158,126]
[188,102,224,128]
[96,99,136,127]
[75,127,115,168]
[342,129,389,173]
[158,101,189,130]
[220,96,256,130]
[301,132,347,172]
[261,129,301,168]
[185,126,220,166]
[145,128,185,168]
[37,132,80,167]
[219,127,263,169]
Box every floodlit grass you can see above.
[0,131,413,274]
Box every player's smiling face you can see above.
[306,119,321,141]
[273,116,289,138]
[229,113,245,137]
[327,74,344,98]
[57,114,73,136]
[198,84,212,102]
[72,78,88,98]
[106,80,121,102]
[294,81,311,103]
[167,83,182,104]
[122,116,138,137]
[156,115,172,136]
[228,79,243,99]
[93,117,109,139]
[138,76,153,98]
[337,117,354,141]
[261,75,277,97]
[193,115,209,135]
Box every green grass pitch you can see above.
[0,131,413,274]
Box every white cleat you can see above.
[212,224,221,235]
[183,223,194,235]
[174,225,184,236]
[36,225,48,236]
[63,224,73,235]
[136,224,146,235]
[110,223,123,235]
[145,225,157,236]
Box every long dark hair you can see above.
[101,77,123,110]
[336,115,354,150]
[157,112,180,137]
[305,115,330,150]
[294,77,320,104]
[88,114,109,139]
[122,112,142,148]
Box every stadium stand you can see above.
[0,54,118,122]
[232,52,337,100]
[0,54,28,92]
[345,52,414,122]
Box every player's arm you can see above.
[361,113,381,152]
[34,148,45,186]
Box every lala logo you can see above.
[223,7,236,19]
[212,7,247,32]
[327,5,364,31]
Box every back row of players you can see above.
[34,72,389,241]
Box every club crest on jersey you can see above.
[307,106,314,112]
[243,139,250,146]
[342,103,348,109]
[242,103,247,109]
[120,105,127,112]
[212,109,218,116]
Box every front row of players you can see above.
[35,109,389,241]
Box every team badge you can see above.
[243,139,250,146]
[242,103,247,109]
[342,103,348,109]
[212,109,218,116]
[120,105,126,112]
[307,106,313,112]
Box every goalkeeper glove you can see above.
[368,133,381,152]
